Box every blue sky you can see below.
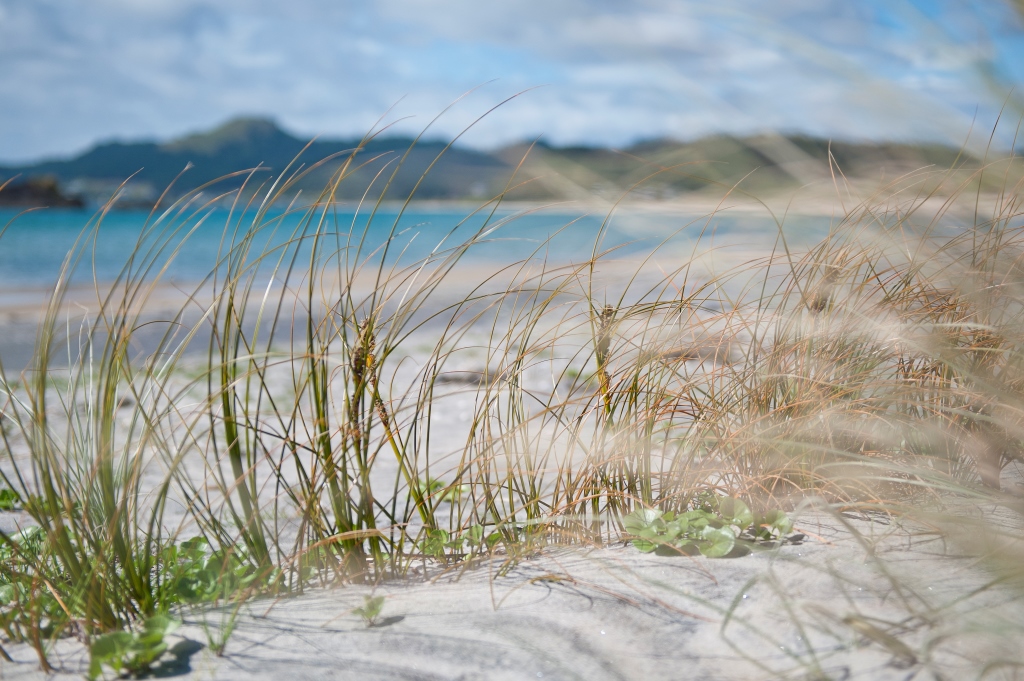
[1,0,1022,162]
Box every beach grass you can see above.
[2,126,1024,678]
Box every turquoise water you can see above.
[0,205,830,288]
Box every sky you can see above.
[1,0,1023,163]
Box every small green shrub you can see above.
[622,498,794,557]
[88,614,179,680]
[161,537,270,605]
[352,595,385,627]
[0,527,68,641]
[417,524,503,560]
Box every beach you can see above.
[2,193,1024,680]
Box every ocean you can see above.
[0,204,835,290]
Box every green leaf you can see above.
[353,595,385,625]
[89,631,133,679]
[624,508,670,552]
[439,484,470,503]
[715,498,753,529]
[137,615,179,650]
[699,526,736,558]
[623,508,662,536]
[665,518,687,541]
[128,641,167,671]
[363,595,384,619]
[0,583,18,605]
[143,614,179,637]
[632,538,659,553]
[682,509,711,531]
[90,632,134,659]
[420,529,450,558]
[655,539,697,556]
[179,536,210,559]
[87,615,179,679]
[416,478,446,497]
[760,509,793,537]
[0,488,21,511]
[180,536,209,549]
[10,526,44,545]
[466,524,485,545]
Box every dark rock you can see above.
[0,175,84,208]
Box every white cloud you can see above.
[0,0,1019,162]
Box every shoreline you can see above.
[3,182,996,219]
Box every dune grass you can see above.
[1,127,1024,677]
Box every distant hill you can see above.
[0,117,982,208]
[0,117,511,207]
[493,134,975,201]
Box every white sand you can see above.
[4,500,1023,680]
